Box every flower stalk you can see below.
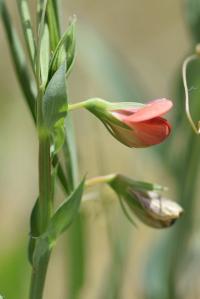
[182,53,200,134]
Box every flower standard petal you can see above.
[126,98,173,123]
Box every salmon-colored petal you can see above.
[129,117,171,147]
[109,117,171,148]
[110,124,145,147]
[126,99,173,123]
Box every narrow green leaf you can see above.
[40,22,50,87]
[67,214,86,299]
[49,16,76,78]
[62,116,79,193]
[47,0,60,51]
[17,0,36,71]
[32,178,84,267]
[37,0,47,31]
[43,63,67,130]
[0,1,36,120]
[36,0,48,81]
[46,178,85,242]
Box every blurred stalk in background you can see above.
[142,1,200,299]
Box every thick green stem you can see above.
[38,135,52,232]
[36,85,52,232]
[29,86,52,299]
[29,252,50,299]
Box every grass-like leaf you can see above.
[46,177,85,242]
[43,62,67,131]
[32,178,85,268]
[49,16,76,78]
[47,0,60,51]
[17,0,36,72]
[40,23,50,87]
[0,0,36,120]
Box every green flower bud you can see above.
[109,174,183,229]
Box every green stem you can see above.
[36,85,52,232]
[67,98,103,112]
[38,135,52,231]
[68,101,88,111]
[29,88,52,299]
[29,252,50,299]
[85,174,116,188]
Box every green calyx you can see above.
[68,98,145,130]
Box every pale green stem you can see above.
[68,101,89,111]
[85,174,116,188]
[182,54,200,134]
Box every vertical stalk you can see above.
[168,134,200,299]
[29,88,52,299]
[29,252,50,299]
[37,85,52,233]
[38,135,52,231]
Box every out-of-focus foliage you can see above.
[0,243,29,299]
[185,0,200,42]
[142,1,200,298]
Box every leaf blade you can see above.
[46,178,85,241]
[49,16,76,78]
[40,22,50,87]
[42,62,67,131]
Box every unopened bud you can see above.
[128,190,183,228]
[109,174,183,229]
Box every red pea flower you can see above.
[111,99,172,147]
[84,98,173,148]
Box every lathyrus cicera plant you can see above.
[0,1,183,299]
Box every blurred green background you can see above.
[1,0,200,299]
